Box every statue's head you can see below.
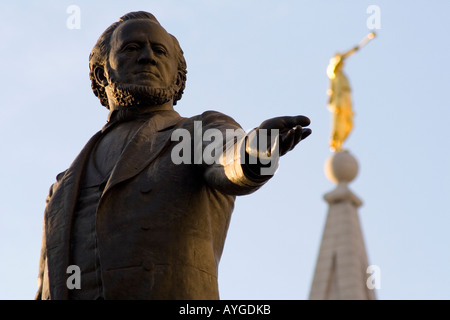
[89,11,187,110]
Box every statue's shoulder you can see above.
[56,170,67,181]
[45,170,68,203]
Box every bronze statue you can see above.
[327,32,375,152]
[35,11,311,300]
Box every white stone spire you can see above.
[309,150,376,300]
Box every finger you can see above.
[283,115,310,128]
[292,125,303,147]
[301,128,312,140]
[288,125,305,152]
[280,129,296,155]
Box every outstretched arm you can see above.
[202,112,311,195]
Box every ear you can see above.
[94,65,109,87]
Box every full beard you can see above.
[109,81,178,108]
[106,80,178,124]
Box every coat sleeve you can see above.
[35,171,66,300]
[199,111,276,196]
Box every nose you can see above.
[137,45,157,66]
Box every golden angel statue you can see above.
[327,32,375,152]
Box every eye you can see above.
[123,43,140,52]
[153,45,167,55]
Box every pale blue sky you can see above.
[1,0,449,300]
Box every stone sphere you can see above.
[324,150,359,183]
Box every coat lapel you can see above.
[102,110,184,196]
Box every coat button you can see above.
[142,261,154,271]
[141,225,150,231]
[140,181,152,193]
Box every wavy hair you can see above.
[88,11,187,109]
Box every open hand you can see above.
[257,115,312,156]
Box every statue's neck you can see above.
[107,102,174,122]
